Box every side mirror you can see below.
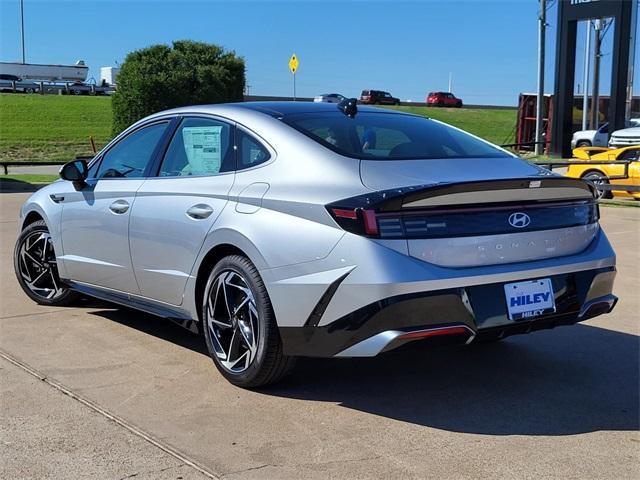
[60,159,88,188]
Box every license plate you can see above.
[504,278,556,320]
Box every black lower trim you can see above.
[279,267,616,357]
[304,271,351,327]
[66,280,200,334]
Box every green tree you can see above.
[111,40,245,135]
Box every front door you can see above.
[129,116,236,305]
[59,121,170,293]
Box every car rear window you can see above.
[282,112,510,160]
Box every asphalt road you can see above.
[1,191,638,479]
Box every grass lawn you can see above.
[0,93,112,162]
[0,94,517,163]
[0,173,59,184]
[382,105,517,146]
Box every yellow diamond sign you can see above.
[289,54,299,74]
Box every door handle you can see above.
[50,194,65,203]
[186,204,214,219]
[109,199,130,214]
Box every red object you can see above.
[359,90,400,105]
[362,209,379,235]
[331,208,358,220]
[426,92,463,108]
[398,326,470,340]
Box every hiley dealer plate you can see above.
[504,278,556,320]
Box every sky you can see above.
[0,0,637,106]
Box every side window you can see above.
[237,130,271,170]
[159,117,234,177]
[97,122,168,178]
[87,158,100,179]
[618,149,640,161]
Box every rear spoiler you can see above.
[572,147,610,160]
[328,177,596,213]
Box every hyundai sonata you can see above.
[14,101,617,387]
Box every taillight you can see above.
[327,179,597,239]
[329,207,379,236]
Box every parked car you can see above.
[566,145,640,199]
[609,126,640,148]
[427,91,463,107]
[572,119,640,148]
[359,90,400,105]
[314,93,346,103]
[15,102,617,387]
[0,74,39,93]
[0,74,21,81]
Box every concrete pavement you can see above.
[1,191,638,479]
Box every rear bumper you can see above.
[279,266,617,357]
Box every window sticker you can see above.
[182,126,223,175]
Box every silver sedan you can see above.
[14,101,617,387]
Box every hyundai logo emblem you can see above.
[508,212,531,228]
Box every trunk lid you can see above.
[332,162,600,268]
[359,157,545,190]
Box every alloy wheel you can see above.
[584,173,607,199]
[17,231,63,300]
[206,270,259,373]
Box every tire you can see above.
[582,171,613,199]
[201,255,296,388]
[456,101,463,108]
[14,220,80,306]
[576,140,591,148]
[437,101,444,107]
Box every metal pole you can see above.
[293,73,296,101]
[590,19,602,129]
[534,0,546,155]
[582,21,591,131]
[20,0,26,63]
[448,72,452,93]
[625,0,637,122]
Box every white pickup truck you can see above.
[571,119,640,148]
[609,126,640,148]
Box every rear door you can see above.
[59,120,170,293]
[128,116,236,305]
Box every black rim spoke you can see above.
[18,231,64,300]
[206,270,259,373]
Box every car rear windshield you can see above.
[282,112,511,160]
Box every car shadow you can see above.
[87,303,209,356]
[87,304,639,436]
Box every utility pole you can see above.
[590,19,602,129]
[582,21,591,131]
[534,0,546,155]
[20,0,26,64]
[448,72,452,93]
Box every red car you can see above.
[427,91,463,108]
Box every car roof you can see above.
[144,101,417,126]
[231,101,400,117]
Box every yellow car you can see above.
[565,145,640,199]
